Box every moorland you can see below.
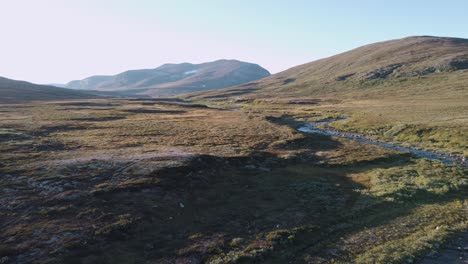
[0,36,467,264]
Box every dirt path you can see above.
[298,117,467,167]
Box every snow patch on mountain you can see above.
[184,70,198,75]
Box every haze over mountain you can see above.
[0,77,100,103]
[189,36,468,99]
[64,60,270,96]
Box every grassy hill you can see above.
[188,36,468,156]
[66,60,270,96]
[0,77,100,103]
[189,36,468,100]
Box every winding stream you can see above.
[298,117,467,167]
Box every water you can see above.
[298,118,467,167]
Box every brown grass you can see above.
[0,98,466,264]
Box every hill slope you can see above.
[189,36,468,99]
[66,60,270,96]
[0,77,99,103]
[187,36,468,157]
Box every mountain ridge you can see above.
[65,59,270,96]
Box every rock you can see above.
[414,67,437,76]
[230,97,250,103]
[230,237,244,247]
[364,64,402,80]
[445,58,468,71]
[336,73,355,81]
[327,248,340,258]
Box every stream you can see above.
[298,117,467,167]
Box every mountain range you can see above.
[63,60,270,96]
[2,36,468,103]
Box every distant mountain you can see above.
[0,77,100,103]
[189,36,468,99]
[65,60,270,96]
[48,83,67,88]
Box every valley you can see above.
[0,96,466,264]
[0,36,467,264]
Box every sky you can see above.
[1,0,467,84]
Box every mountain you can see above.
[65,60,270,96]
[0,77,100,103]
[48,83,67,88]
[188,36,468,100]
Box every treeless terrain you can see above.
[0,77,100,104]
[1,36,467,264]
[66,60,271,96]
[0,98,466,264]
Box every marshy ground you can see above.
[0,98,466,264]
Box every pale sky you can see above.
[1,0,467,84]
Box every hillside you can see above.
[189,36,468,99]
[187,36,468,157]
[65,60,270,96]
[0,77,99,103]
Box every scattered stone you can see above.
[364,64,402,80]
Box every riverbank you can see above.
[298,117,467,167]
